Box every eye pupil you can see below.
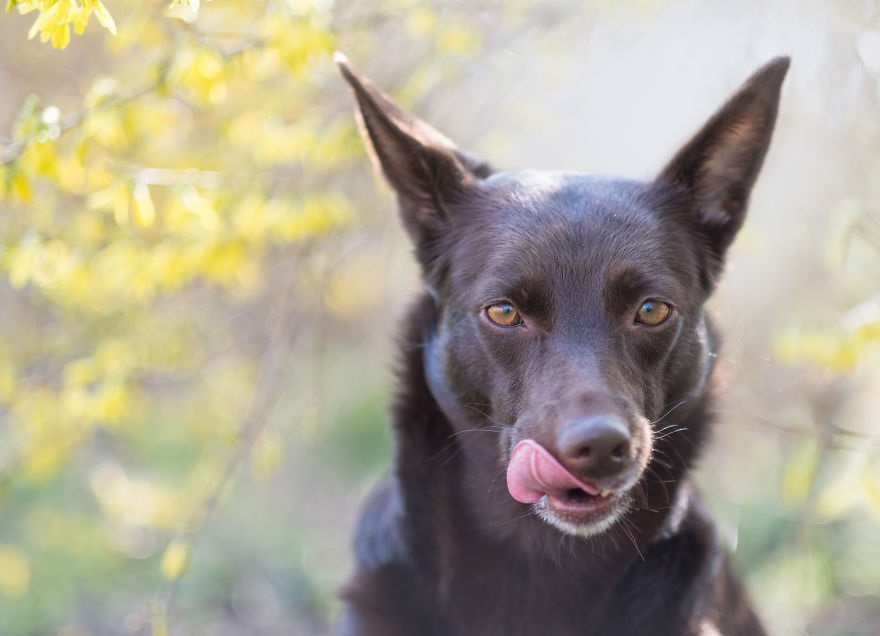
[486,303,523,327]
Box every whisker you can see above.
[651,399,689,426]
[439,443,466,467]
[487,465,508,495]
[648,449,675,471]
[449,426,504,439]
[463,402,512,428]
[654,426,688,440]
[619,518,645,562]
[492,507,537,527]
[656,441,688,471]
[653,423,683,435]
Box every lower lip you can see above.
[541,491,617,525]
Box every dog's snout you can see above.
[557,416,632,479]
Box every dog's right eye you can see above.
[485,303,523,327]
[635,300,672,326]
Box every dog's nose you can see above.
[557,416,631,480]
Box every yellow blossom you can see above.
[0,547,30,598]
[15,0,116,48]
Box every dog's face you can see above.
[339,55,788,537]
[425,173,710,535]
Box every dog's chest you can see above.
[440,543,616,636]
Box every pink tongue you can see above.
[506,439,599,504]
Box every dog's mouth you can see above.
[538,488,619,531]
[563,487,596,503]
[507,439,627,535]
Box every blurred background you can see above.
[1,1,879,634]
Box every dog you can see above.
[336,53,788,636]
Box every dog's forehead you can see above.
[445,170,696,306]
[471,170,668,256]
[482,170,638,205]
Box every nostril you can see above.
[576,446,593,459]
[610,442,628,461]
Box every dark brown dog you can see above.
[337,53,788,636]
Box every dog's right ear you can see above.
[658,57,789,288]
[336,53,491,253]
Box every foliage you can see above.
[0,0,356,632]
[773,202,880,512]
[0,1,493,633]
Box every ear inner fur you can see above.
[658,57,789,284]
[335,53,490,247]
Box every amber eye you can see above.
[486,303,523,327]
[635,300,671,326]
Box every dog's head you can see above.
[339,55,788,537]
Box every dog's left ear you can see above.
[659,57,789,286]
[336,53,491,258]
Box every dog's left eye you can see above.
[635,300,671,326]
[486,303,524,327]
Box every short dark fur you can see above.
[337,55,789,636]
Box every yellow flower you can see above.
[26,0,73,49]
[0,546,30,598]
[159,538,189,581]
[85,0,116,35]
[20,0,116,49]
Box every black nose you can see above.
[557,416,632,480]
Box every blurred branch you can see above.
[154,256,300,614]
[0,81,157,166]
[0,39,258,167]
[750,410,880,451]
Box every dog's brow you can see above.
[605,266,679,310]
[479,276,552,314]
[609,267,651,293]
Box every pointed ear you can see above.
[659,57,789,285]
[336,53,491,249]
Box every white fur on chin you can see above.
[533,496,629,538]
